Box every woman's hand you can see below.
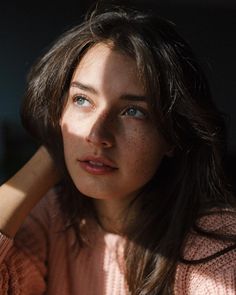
[0,146,60,238]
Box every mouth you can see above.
[78,156,118,175]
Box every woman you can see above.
[0,4,236,294]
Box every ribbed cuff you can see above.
[0,231,13,262]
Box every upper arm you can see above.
[174,248,236,294]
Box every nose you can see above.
[85,111,115,148]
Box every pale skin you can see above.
[0,42,171,238]
[0,147,59,238]
[61,42,171,232]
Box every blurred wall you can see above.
[0,0,235,181]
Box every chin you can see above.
[74,185,114,200]
[74,184,130,201]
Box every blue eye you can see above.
[124,107,146,119]
[73,96,91,107]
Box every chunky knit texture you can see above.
[0,190,236,294]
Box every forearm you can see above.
[0,147,59,238]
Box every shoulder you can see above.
[182,209,236,262]
[174,209,236,294]
[29,188,61,222]
[22,188,62,230]
[15,188,63,249]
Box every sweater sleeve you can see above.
[174,211,236,294]
[0,190,56,295]
[175,247,236,294]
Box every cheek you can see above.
[122,129,166,177]
[60,112,89,146]
[60,128,73,168]
[60,120,82,164]
[60,105,92,137]
[61,121,74,148]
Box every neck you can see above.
[93,197,137,234]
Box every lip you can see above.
[78,155,118,175]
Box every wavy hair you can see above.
[21,5,235,294]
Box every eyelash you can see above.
[72,95,92,107]
[122,105,147,119]
[72,95,148,119]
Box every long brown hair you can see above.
[21,5,236,294]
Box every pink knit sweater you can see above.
[0,190,236,294]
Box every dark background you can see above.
[0,0,236,184]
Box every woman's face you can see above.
[61,42,170,201]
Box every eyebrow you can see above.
[70,81,148,102]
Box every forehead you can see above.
[71,42,145,95]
